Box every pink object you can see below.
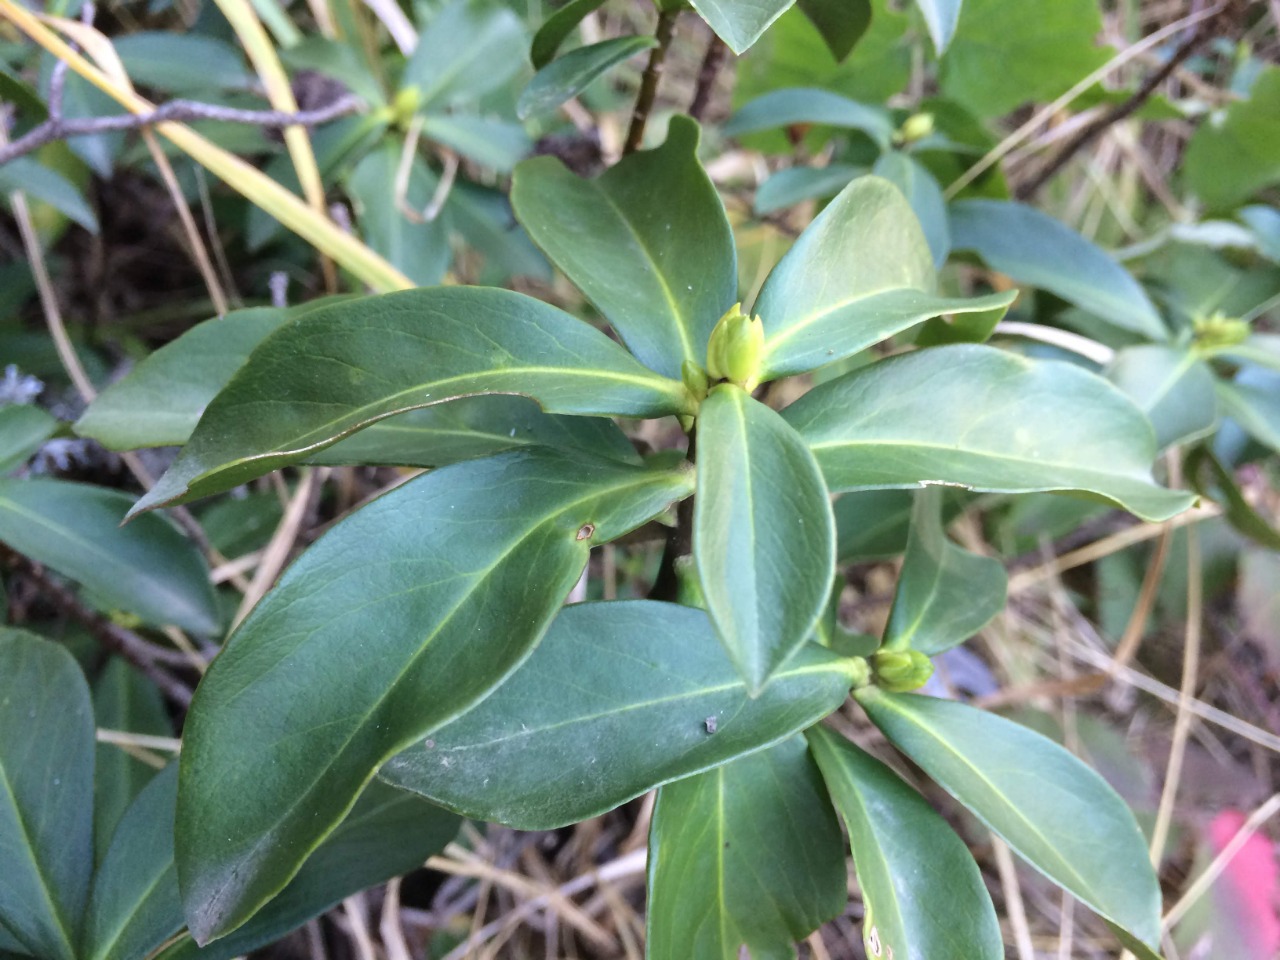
[1208,810,1280,958]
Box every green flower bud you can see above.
[681,359,710,403]
[871,649,934,692]
[896,112,934,145]
[706,303,765,391]
[392,86,423,125]
[1193,311,1251,350]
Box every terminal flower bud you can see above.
[706,303,765,392]
[896,112,934,145]
[870,649,934,692]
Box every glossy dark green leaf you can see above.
[857,689,1162,952]
[420,115,531,172]
[724,88,893,145]
[164,782,458,960]
[530,0,609,68]
[782,344,1195,522]
[807,726,1002,960]
[0,479,220,634]
[691,0,796,53]
[753,177,1015,379]
[938,0,1106,117]
[518,36,655,120]
[0,158,98,234]
[949,199,1167,340]
[1106,345,1217,450]
[883,487,1005,655]
[380,601,861,829]
[796,0,870,61]
[404,0,528,108]
[75,305,298,449]
[0,629,94,960]
[83,766,182,960]
[176,449,691,944]
[132,287,690,514]
[347,144,451,288]
[93,659,171,865]
[0,405,56,473]
[754,163,861,215]
[1184,67,1280,212]
[88,770,459,960]
[646,737,846,959]
[913,0,962,53]
[835,489,914,562]
[695,385,835,693]
[872,152,950,266]
[511,116,735,380]
[311,395,639,467]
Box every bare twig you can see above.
[624,8,679,155]
[688,33,728,122]
[1015,11,1220,200]
[6,550,194,707]
[0,94,363,167]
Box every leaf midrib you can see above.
[195,467,686,932]
[0,759,76,960]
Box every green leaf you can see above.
[420,115,530,172]
[1106,345,1217,450]
[646,737,846,959]
[835,489,915,562]
[88,770,459,960]
[443,180,550,282]
[1213,332,1280,372]
[781,343,1195,522]
[949,200,1167,340]
[724,88,894,146]
[913,0,962,53]
[0,405,56,473]
[530,0,609,68]
[807,726,1002,960]
[404,0,528,109]
[380,601,860,829]
[83,766,183,960]
[310,395,640,467]
[347,144,451,288]
[752,177,1015,379]
[162,782,458,960]
[0,479,220,634]
[281,37,385,108]
[511,116,736,380]
[75,304,311,449]
[93,659,171,865]
[690,0,796,54]
[175,449,690,944]
[938,0,1107,117]
[1187,447,1280,550]
[518,36,655,120]
[796,0,870,61]
[695,385,835,693]
[0,158,98,234]
[753,163,862,216]
[872,152,950,265]
[857,689,1162,952]
[1185,67,1280,212]
[0,629,94,960]
[883,487,1005,655]
[113,33,250,94]
[131,287,690,514]
[1216,367,1280,455]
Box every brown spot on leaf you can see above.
[576,523,595,541]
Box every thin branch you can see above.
[687,33,728,122]
[0,94,363,167]
[5,550,194,707]
[624,8,679,155]
[1015,11,1220,200]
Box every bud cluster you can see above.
[705,303,765,392]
